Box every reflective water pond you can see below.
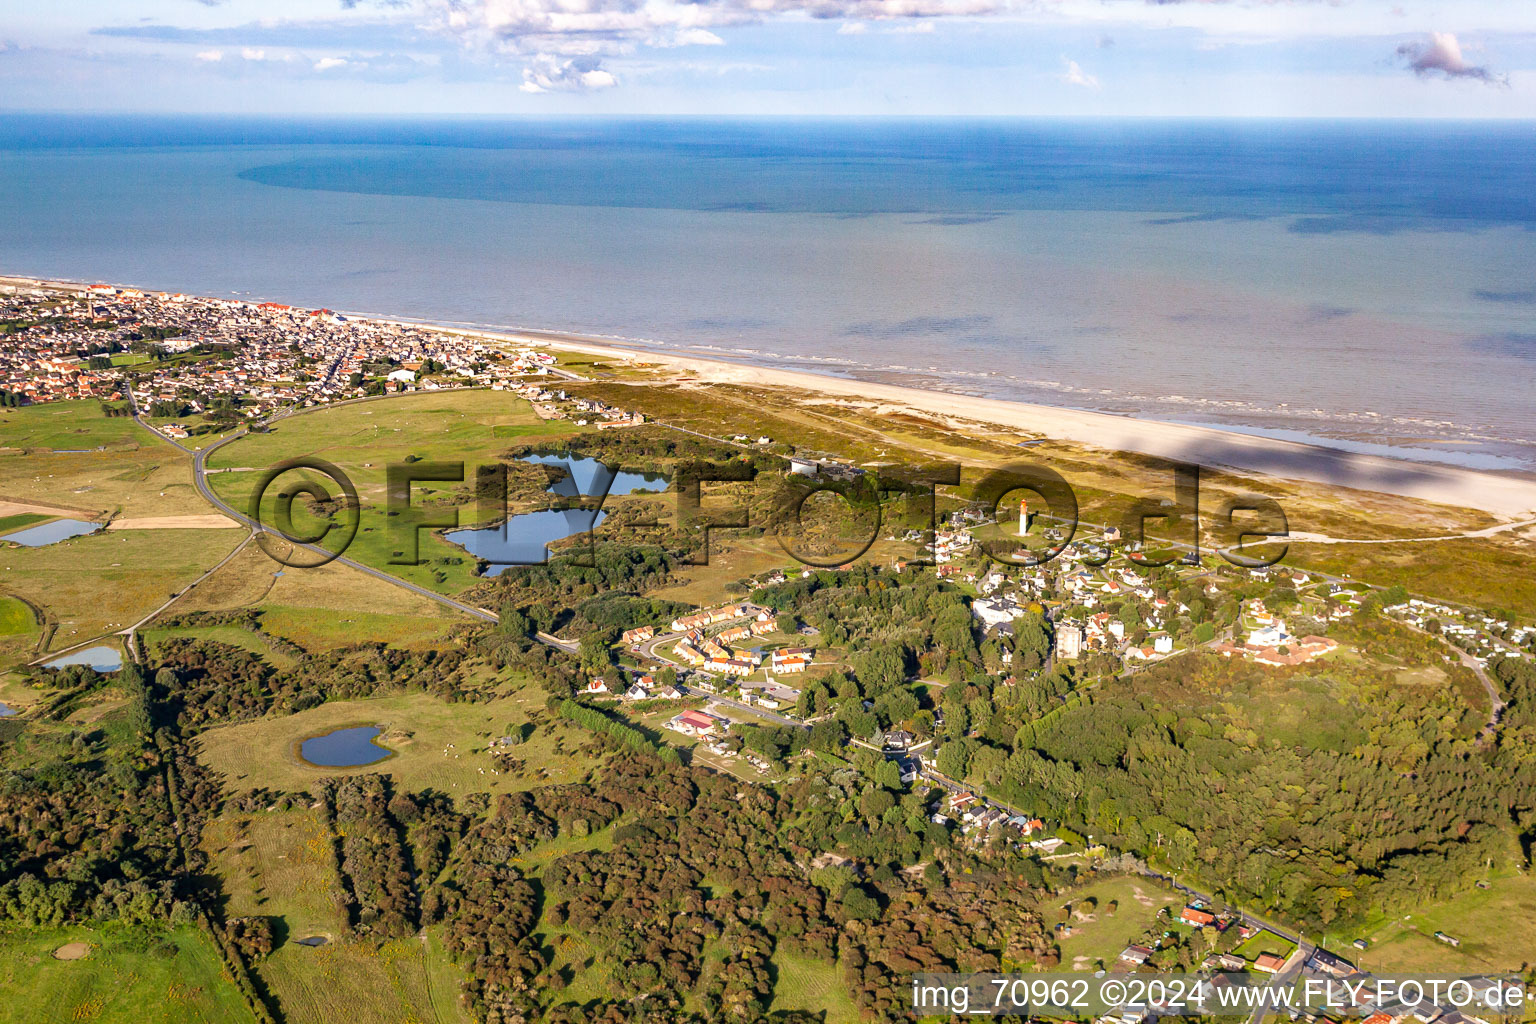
[446,453,667,576]
[0,702,15,717]
[1,518,102,547]
[44,645,123,672]
[299,725,394,767]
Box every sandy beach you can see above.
[389,319,1536,521]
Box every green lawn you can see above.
[0,925,259,1024]
[1233,931,1296,963]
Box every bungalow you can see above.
[1119,944,1154,966]
[1179,906,1217,928]
[582,678,611,696]
[1253,952,1287,974]
[623,682,651,701]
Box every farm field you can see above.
[195,688,599,797]
[203,390,592,597]
[0,925,259,1024]
[1,528,244,653]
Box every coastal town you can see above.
[0,279,644,429]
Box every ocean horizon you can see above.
[4,115,1535,471]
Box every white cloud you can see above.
[837,21,868,34]
[674,28,725,46]
[1061,57,1098,89]
[240,47,267,61]
[195,49,223,62]
[1396,31,1507,86]
[314,56,349,71]
[519,53,618,93]
[425,0,997,90]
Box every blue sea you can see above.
[3,116,1535,470]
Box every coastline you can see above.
[377,317,1536,521]
[9,272,1536,519]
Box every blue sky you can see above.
[2,0,1533,115]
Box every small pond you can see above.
[520,453,667,498]
[446,453,667,575]
[44,645,123,672]
[0,702,14,717]
[1,518,102,547]
[293,936,329,948]
[299,725,394,767]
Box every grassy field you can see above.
[0,596,36,636]
[0,925,259,1024]
[204,390,591,597]
[195,689,597,797]
[0,402,207,520]
[1050,875,1183,971]
[0,513,49,535]
[2,528,244,653]
[163,540,467,651]
[0,401,144,451]
[768,950,861,1024]
[259,606,464,653]
[1354,872,1536,973]
[258,933,471,1024]
[204,809,347,940]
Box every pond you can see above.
[293,936,329,947]
[44,645,123,672]
[446,453,667,576]
[0,702,14,717]
[1,518,102,547]
[299,725,394,767]
[520,453,667,498]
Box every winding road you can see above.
[128,390,500,626]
